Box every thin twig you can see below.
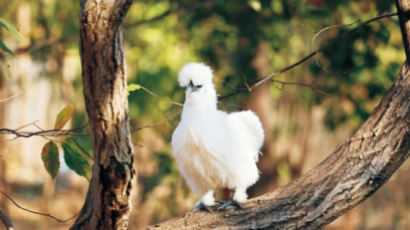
[125,0,217,28]
[218,12,398,100]
[0,113,180,139]
[240,73,252,92]
[0,190,78,223]
[0,92,22,103]
[0,128,87,139]
[0,13,397,140]
[125,7,177,28]
[271,79,329,96]
[310,21,362,73]
[0,34,78,59]
[0,209,15,230]
[131,112,181,132]
[0,122,89,140]
[139,86,183,107]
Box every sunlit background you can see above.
[0,0,409,229]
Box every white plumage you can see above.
[171,63,264,208]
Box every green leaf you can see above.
[127,83,142,95]
[0,39,14,55]
[0,19,6,29]
[0,17,24,42]
[54,104,75,130]
[62,143,91,180]
[65,137,93,160]
[41,141,60,179]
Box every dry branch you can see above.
[0,190,77,222]
[0,128,86,139]
[0,13,398,141]
[219,12,398,100]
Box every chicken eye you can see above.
[197,85,202,89]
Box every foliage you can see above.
[40,105,92,180]
[54,103,74,130]
[62,143,91,180]
[0,17,24,55]
[41,141,59,179]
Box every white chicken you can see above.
[171,63,264,210]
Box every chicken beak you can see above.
[189,85,199,92]
[188,81,198,92]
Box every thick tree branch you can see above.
[149,60,410,230]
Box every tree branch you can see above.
[0,92,22,103]
[270,79,329,96]
[0,13,397,141]
[124,7,177,28]
[0,128,86,139]
[148,61,410,230]
[219,12,398,100]
[0,112,181,140]
[0,33,78,59]
[124,0,218,28]
[0,190,77,223]
[0,122,88,140]
[137,86,183,107]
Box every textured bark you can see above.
[149,2,410,229]
[148,55,410,230]
[70,0,134,230]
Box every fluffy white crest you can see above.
[178,62,213,87]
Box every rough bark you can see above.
[148,2,410,230]
[70,0,134,230]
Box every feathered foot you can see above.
[217,198,243,211]
[195,201,211,212]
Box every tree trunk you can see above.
[71,0,134,230]
[148,2,410,229]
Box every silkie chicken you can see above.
[171,62,264,211]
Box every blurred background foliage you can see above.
[0,0,409,229]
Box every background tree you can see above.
[70,0,134,229]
